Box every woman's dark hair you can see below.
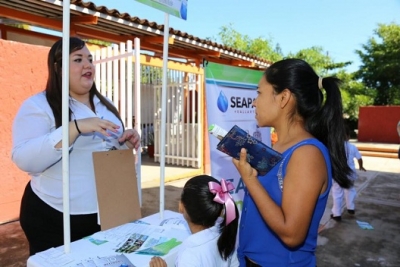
[264,58,352,188]
[45,37,123,129]
[180,175,239,260]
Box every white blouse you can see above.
[175,225,239,267]
[12,92,127,214]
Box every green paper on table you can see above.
[84,236,108,245]
[356,220,374,230]
[135,238,182,256]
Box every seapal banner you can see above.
[205,62,270,211]
[135,0,188,20]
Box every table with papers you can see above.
[27,210,190,267]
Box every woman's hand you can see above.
[75,117,120,136]
[149,256,167,267]
[118,129,141,150]
[232,148,258,183]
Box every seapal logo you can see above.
[217,91,229,112]
[217,91,255,114]
[230,95,255,114]
[230,96,254,109]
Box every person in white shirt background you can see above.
[11,37,140,255]
[397,120,400,159]
[149,175,240,267]
[330,126,366,221]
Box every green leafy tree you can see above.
[355,23,400,105]
[336,71,375,120]
[215,24,375,122]
[216,25,351,75]
[287,46,351,76]
[217,24,283,62]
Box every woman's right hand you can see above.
[75,117,120,136]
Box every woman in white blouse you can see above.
[11,37,140,255]
[397,120,400,159]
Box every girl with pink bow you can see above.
[150,175,240,267]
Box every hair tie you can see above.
[318,77,323,90]
[208,179,236,225]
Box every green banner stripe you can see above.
[136,0,180,17]
[205,62,263,85]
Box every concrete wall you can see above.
[358,106,400,143]
[0,39,49,223]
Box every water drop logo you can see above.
[217,91,229,113]
[180,1,187,20]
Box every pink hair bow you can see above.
[208,179,236,225]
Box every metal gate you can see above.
[153,70,203,168]
[93,40,203,168]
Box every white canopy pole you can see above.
[134,37,142,206]
[159,13,170,219]
[61,0,71,253]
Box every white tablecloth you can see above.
[27,210,190,267]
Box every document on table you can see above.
[79,254,136,267]
[159,217,190,232]
[27,211,190,267]
[36,247,74,267]
[90,223,163,244]
[90,222,189,255]
[137,210,190,233]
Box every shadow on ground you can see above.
[316,173,400,267]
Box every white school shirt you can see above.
[345,141,362,180]
[12,92,127,214]
[397,121,400,137]
[175,225,239,267]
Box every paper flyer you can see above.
[115,233,149,253]
[135,238,182,256]
[112,223,187,255]
[92,254,136,267]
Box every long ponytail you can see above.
[217,203,239,260]
[307,77,352,188]
[264,59,352,188]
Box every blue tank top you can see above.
[237,138,332,267]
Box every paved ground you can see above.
[316,156,400,267]
[0,152,399,267]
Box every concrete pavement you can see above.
[0,151,399,267]
[316,156,400,267]
[130,155,400,267]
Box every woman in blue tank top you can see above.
[232,59,353,267]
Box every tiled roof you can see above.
[0,0,271,68]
